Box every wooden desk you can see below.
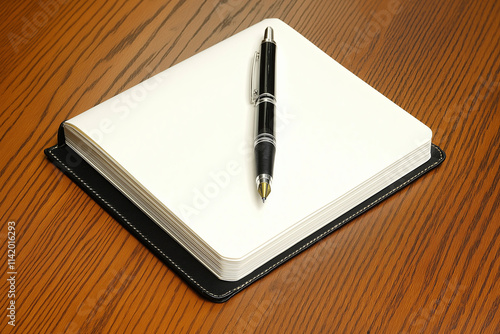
[1,0,498,332]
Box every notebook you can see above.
[45,18,445,302]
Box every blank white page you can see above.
[67,19,431,274]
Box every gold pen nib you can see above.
[258,182,271,203]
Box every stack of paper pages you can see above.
[62,19,432,281]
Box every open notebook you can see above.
[45,19,444,301]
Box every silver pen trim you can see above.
[256,174,273,187]
[254,133,276,147]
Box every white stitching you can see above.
[46,144,443,299]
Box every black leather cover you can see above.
[44,124,445,302]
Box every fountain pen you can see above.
[252,27,277,203]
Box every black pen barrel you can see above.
[258,41,276,97]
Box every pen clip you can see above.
[251,51,260,104]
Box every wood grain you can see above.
[1,0,498,332]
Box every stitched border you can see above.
[46,144,444,300]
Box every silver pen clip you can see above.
[251,51,260,104]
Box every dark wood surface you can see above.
[1,0,498,332]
